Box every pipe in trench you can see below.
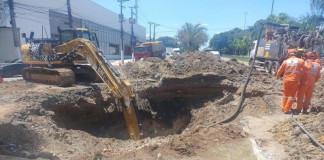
[291,116,324,151]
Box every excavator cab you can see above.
[59,28,100,48]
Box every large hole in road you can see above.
[50,74,237,140]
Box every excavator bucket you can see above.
[122,100,142,140]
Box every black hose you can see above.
[204,22,265,128]
[291,114,324,151]
[291,117,324,151]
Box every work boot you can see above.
[283,110,291,114]
[301,108,308,115]
[310,107,317,112]
[293,109,301,114]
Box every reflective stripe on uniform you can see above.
[308,63,319,75]
[285,70,300,74]
[287,59,298,66]
[297,99,304,102]
[283,96,288,99]
[288,97,296,101]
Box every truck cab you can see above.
[134,41,166,60]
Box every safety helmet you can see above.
[306,52,315,59]
[287,49,297,56]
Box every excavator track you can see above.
[22,67,75,87]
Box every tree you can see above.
[157,36,178,48]
[177,23,208,51]
[311,0,324,15]
[299,13,324,30]
[209,28,251,55]
[266,13,300,26]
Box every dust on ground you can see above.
[0,52,322,159]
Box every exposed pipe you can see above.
[291,115,324,151]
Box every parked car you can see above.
[204,48,221,61]
[0,59,30,77]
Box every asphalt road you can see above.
[3,76,23,82]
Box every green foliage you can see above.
[209,28,252,55]
[209,11,323,55]
[177,23,208,51]
[266,13,300,26]
[299,13,324,30]
[311,0,324,15]
[157,36,178,48]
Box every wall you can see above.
[0,27,20,62]
[0,0,146,60]
[13,0,145,42]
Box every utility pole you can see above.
[148,21,153,41]
[118,0,129,64]
[134,0,138,24]
[129,6,135,61]
[270,0,274,16]
[8,0,19,47]
[67,0,73,28]
[153,23,159,41]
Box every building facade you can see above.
[0,0,146,60]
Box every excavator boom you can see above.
[55,38,141,140]
[21,38,141,140]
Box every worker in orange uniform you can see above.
[0,75,3,83]
[296,52,321,113]
[314,53,322,66]
[276,49,310,114]
[296,52,309,112]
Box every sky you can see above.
[91,0,312,38]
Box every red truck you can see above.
[134,41,166,60]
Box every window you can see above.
[60,31,74,43]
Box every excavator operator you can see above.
[296,52,321,114]
[276,49,311,114]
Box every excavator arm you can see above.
[55,38,141,140]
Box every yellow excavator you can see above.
[20,28,142,140]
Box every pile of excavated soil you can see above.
[0,52,299,159]
[118,52,248,90]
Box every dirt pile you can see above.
[312,73,324,110]
[119,52,248,90]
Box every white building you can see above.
[0,0,146,61]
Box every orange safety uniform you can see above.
[315,58,322,66]
[276,50,310,112]
[314,53,322,66]
[297,60,321,110]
